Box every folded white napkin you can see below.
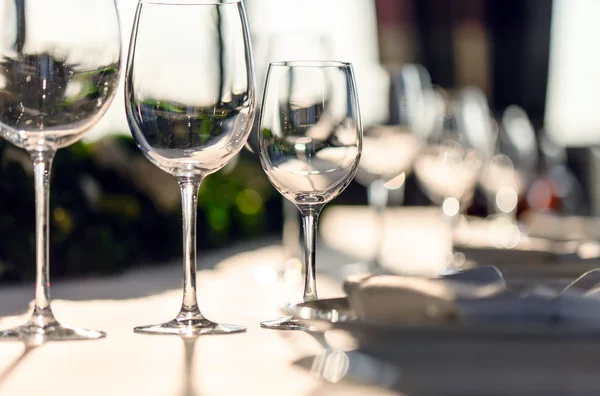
[344,267,600,326]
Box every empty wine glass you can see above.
[479,105,538,245]
[251,32,333,307]
[455,87,496,162]
[125,0,255,335]
[258,61,362,330]
[352,64,431,274]
[0,0,121,341]
[500,105,538,188]
[485,105,538,219]
[414,89,483,269]
[453,87,497,219]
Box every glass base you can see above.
[134,316,246,336]
[0,321,106,342]
[260,316,311,331]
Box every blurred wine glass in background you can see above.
[414,88,485,270]
[349,64,431,275]
[500,106,538,189]
[478,105,538,247]
[455,87,496,164]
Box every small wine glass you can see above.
[0,0,121,341]
[251,32,333,308]
[125,0,255,336]
[258,61,362,330]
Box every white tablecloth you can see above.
[0,240,399,396]
[2,208,600,396]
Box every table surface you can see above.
[2,207,600,396]
[0,237,394,396]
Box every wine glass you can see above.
[453,86,497,219]
[0,0,121,341]
[478,105,538,245]
[486,105,538,219]
[251,32,333,307]
[455,87,496,162]
[258,61,362,330]
[413,89,483,270]
[351,64,431,274]
[271,34,334,309]
[125,0,255,336]
[500,106,538,186]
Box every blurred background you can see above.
[1,0,599,283]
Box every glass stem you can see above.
[299,205,323,302]
[177,177,204,319]
[30,150,56,324]
[367,179,389,269]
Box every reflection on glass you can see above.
[259,61,362,330]
[0,0,121,341]
[126,0,255,336]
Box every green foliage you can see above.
[0,135,281,283]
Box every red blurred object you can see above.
[527,177,560,212]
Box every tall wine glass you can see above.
[0,0,121,341]
[258,61,362,330]
[125,0,255,336]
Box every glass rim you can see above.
[269,61,352,68]
[139,0,241,5]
